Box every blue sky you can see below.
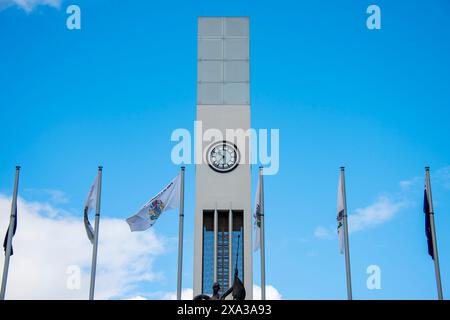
[1,0,450,299]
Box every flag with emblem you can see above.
[126,173,181,232]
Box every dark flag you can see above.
[3,206,17,256]
[423,188,434,259]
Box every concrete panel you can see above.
[224,38,249,60]
[225,17,249,37]
[199,39,223,60]
[198,17,222,37]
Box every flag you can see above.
[126,173,181,232]
[253,174,262,252]
[84,176,98,244]
[337,174,345,254]
[3,205,17,256]
[423,186,434,259]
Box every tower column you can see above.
[194,16,252,299]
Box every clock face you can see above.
[207,141,240,173]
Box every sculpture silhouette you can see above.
[193,282,221,300]
[219,268,246,300]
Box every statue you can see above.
[219,268,246,300]
[193,282,221,300]
[211,282,221,300]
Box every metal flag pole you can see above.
[341,167,353,300]
[213,201,218,284]
[177,166,185,300]
[0,166,20,300]
[228,202,233,289]
[259,167,266,300]
[425,167,443,300]
[89,166,103,300]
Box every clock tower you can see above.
[193,17,253,299]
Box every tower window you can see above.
[202,209,244,296]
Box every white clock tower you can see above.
[193,16,253,299]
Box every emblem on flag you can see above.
[148,199,165,220]
[254,204,261,228]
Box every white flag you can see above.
[126,173,181,232]
[84,176,98,245]
[337,173,345,254]
[253,174,262,252]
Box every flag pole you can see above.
[0,166,20,300]
[425,167,443,300]
[213,201,218,284]
[89,166,103,300]
[259,166,266,300]
[176,166,185,300]
[341,167,353,300]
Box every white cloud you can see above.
[399,175,422,191]
[159,288,194,300]
[24,188,69,205]
[314,166,450,237]
[125,295,149,300]
[314,196,407,239]
[399,180,413,189]
[398,166,450,192]
[435,166,450,190]
[123,288,194,300]
[313,226,334,239]
[253,284,282,300]
[0,0,61,12]
[0,194,166,299]
[0,193,282,300]
[43,189,69,204]
[348,196,407,233]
